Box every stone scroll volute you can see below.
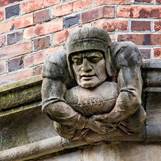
[41,27,146,143]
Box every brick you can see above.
[33,36,50,51]
[96,0,130,5]
[0,21,12,34]
[5,4,20,19]
[156,0,161,3]
[118,34,146,45]
[21,0,44,14]
[154,48,161,58]
[73,0,92,12]
[118,34,161,45]
[64,14,80,28]
[33,65,42,76]
[0,0,22,7]
[12,14,34,29]
[0,42,32,58]
[54,30,68,45]
[0,61,6,74]
[0,9,4,21]
[135,0,152,2]
[117,6,161,18]
[0,68,33,85]
[24,19,63,39]
[53,2,73,17]
[0,35,6,48]
[8,57,23,72]
[24,47,56,67]
[131,21,151,31]
[7,31,23,45]
[151,34,161,46]
[139,48,151,59]
[21,0,59,14]
[34,9,50,24]
[94,19,128,32]
[154,21,161,31]
[43,0,59,7]
[82,6,115,24]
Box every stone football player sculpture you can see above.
[41,27,146,142]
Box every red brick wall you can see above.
[0,0,161,85]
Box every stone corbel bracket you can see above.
[142,59,161,141]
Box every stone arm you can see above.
[42,78,87,129]
[93,41,145,124]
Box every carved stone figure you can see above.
[41,27,146,142]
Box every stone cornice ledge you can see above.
[0,76,42,112]
[0,136,88,161]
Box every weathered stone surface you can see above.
[31,143,161,161]
[0,76,42,111]
[142,59,161,86]
[42,27,146,142]
[145,90,161,141]
[0,102,55,151]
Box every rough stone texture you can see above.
[146,91,161,141]
[0,104,55,151]
[0,76,42,110]
[37,143,161,161]
[42,27,146,142]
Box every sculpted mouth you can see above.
[80,75,95,80]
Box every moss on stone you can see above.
[0,76,42,111]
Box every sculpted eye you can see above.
[88,57,102,63]
[72,58,82,65]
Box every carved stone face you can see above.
[71,51,107,88]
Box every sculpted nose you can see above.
[81,58,92,72]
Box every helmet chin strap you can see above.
[105,48,113,78]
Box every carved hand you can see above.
[86,118,116,134]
